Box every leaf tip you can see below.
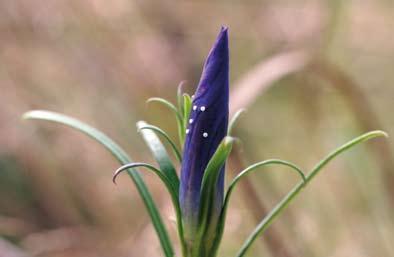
[136,120,148,130]
[146,97,155,104]
[380,131,389,138]
[367,130,389,139]
[238,108,247,114]
[21,110,39,120]
[223,136,235,146]
[178,80,187,91]
[21,112,31,121]
[112,166,126,185]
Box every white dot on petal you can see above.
[189,119,193,124]
[200,106,206,111]
[186,129,190,134]
[193,105,197,111]
[203,132,208,138]
[191,95,195,99]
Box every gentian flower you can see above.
[179,27,229,252]
[24,24,388,257]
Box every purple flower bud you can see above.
[180,27,229,242]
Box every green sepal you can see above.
[193,136,235,256]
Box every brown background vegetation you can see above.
[0,1,393,256]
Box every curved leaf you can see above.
[228,109,246,136]
[210,159,305,256]
[138,124,182,163]
[137,121,179,195]
[22,110,174,257]
[236,130,388,257]
[182,93,192,138]
[177,81,187,117]
[113,162,178,204]
[136,121,186,255]
[113,162,186,256]
[147,97,182,121]
[147,97,185,145]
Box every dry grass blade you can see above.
[230,50,310,115]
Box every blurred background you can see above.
[1,0,393,256]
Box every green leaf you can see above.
[183,94,192,119]
[22,110,174,257]
[210,159,305,256]
[138,124,182,163]
[147,97,185,146]
[177,81,187,117]
[113,162,172,188]
[113,161,186,256]
[147,97,182,121]
[136,121,187,255]
[194,136,235,256]
[182,93,192,140]
[228,109,246,136]
[236,130,388,257]
[113,162,180,210]
[137,121,179,194]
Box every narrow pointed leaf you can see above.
[113,163,173,190]
[138,124,182,163]
[236,130,388,257]
[210,159,305,256]
[113,162,187,256]
[113,163,178,210]
[182,93,192,140]
[177,81,187,117]
[147,97,185,145]
[147,97,182,121]
[22,110,174,257]
[228,108,246,136]
[137,121,179,194]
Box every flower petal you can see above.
[180,27,229,237]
